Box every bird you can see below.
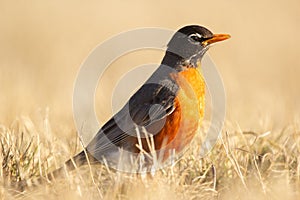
[16,25,230,191]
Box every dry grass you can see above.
[0,114,299,200]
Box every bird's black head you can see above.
[163,25,230,68]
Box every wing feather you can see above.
[87,68,179,156]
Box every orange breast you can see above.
[154,66,206,156]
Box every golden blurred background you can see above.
[0,0,299,139]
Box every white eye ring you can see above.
[188,33,202,44]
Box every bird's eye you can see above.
[188,33,202,44]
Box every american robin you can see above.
[19,25,230,189]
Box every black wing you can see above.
[86,66,179,156]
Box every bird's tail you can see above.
[13,149,97,192]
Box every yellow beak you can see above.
[202,34,231,46]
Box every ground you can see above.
[0,115,299,199]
